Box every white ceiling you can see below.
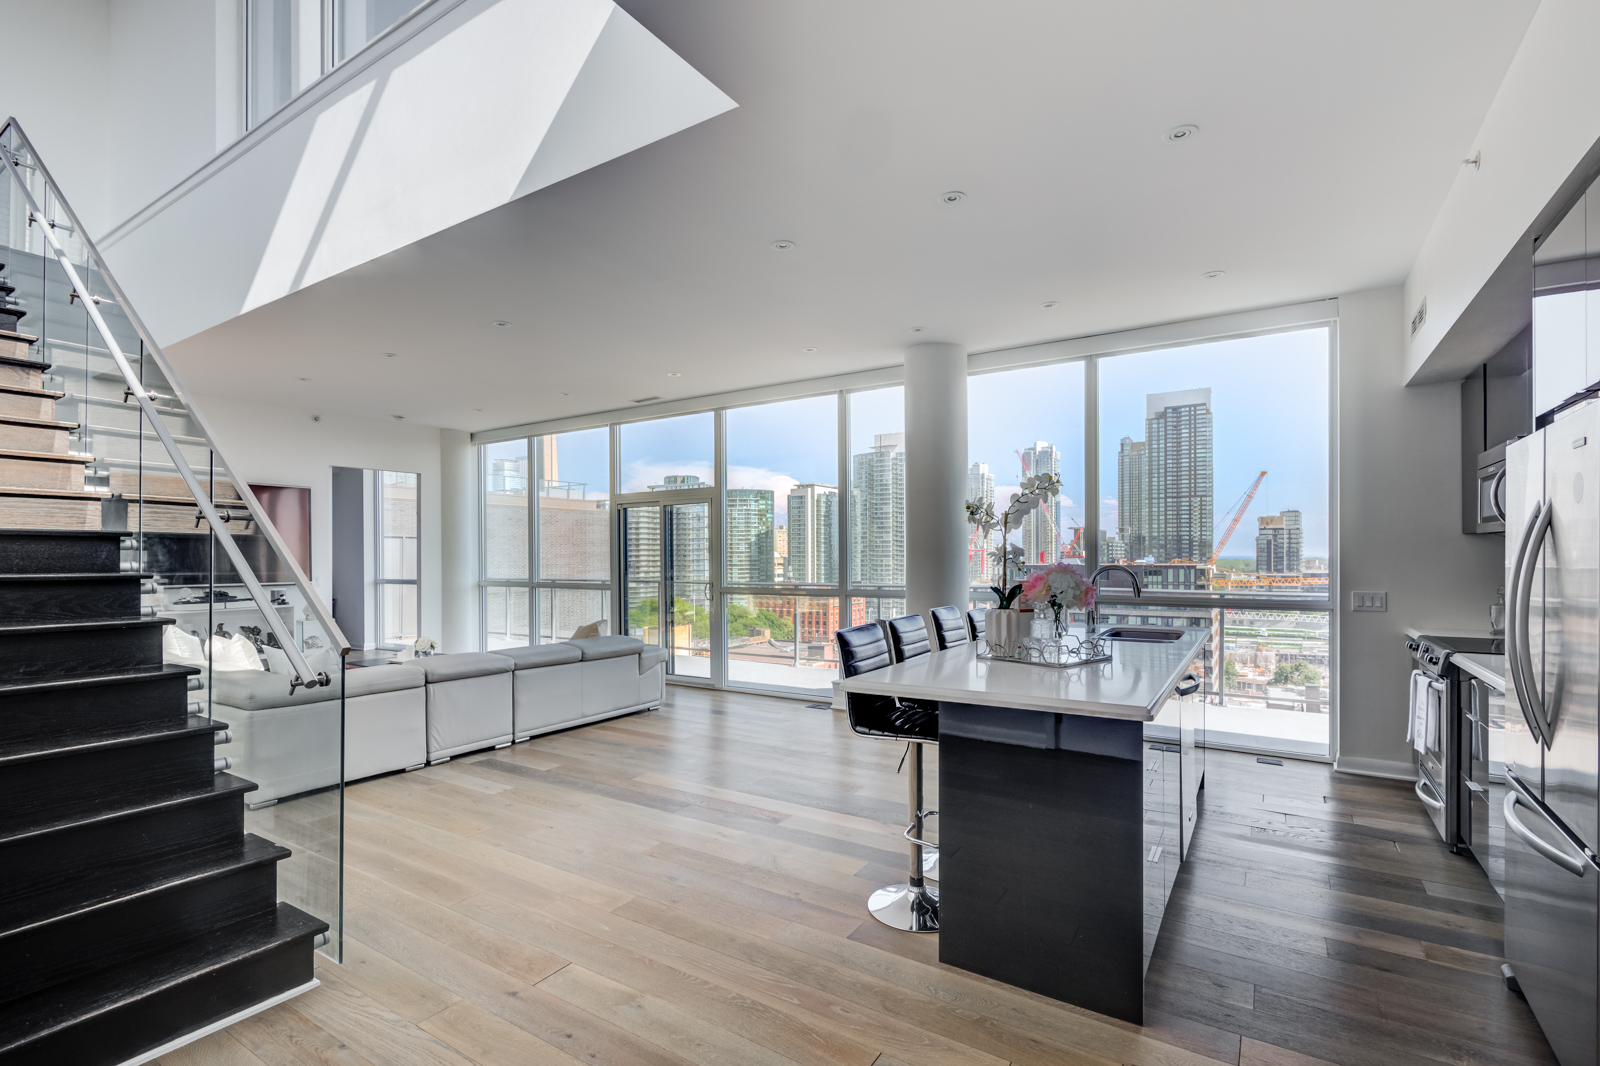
[167,0,1540,433]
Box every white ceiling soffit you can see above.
[100,0,735,347]
[161,0,1536,433]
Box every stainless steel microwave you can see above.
[1475,442,1507,534]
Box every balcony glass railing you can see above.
[0,119,350,960]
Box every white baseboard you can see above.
[1334,755,1417,781]
[115,978,318,1066]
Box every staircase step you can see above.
[0,450,93,492]
[0,902,324,1066]
[0,350,45,391]
[0,716,225,837]
[0,492,104,531]
[0,835,287,1005]
[0,573,144,625]
[0,617,168,683]
[0,774,254,915]
[0,416,75,456]
[0,665,198,747]
[0,530,123,575]
[0,385,64,424]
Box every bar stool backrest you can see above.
[966,608,987,644]
[836,622,900,736]
[929,605,968,650]
[886,614,930,662]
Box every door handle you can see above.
[1415,777,1445,812]
[1513,500,1554,748]
[1505,791,1589,876]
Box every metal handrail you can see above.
[0,117,347,688]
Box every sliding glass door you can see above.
[616,492,715,681]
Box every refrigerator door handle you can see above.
[1505,791,1590,877]
[1513,501,1555,748]
[1506,504,1538,734]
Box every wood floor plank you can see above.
[154,1029,270,1066]
[417,999,588,1066]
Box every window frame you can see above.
[373,469,420,651]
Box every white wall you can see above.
[0,0,112,236]
[1336,286,1502,778]
[99,0,734,348]
[107,0,239,226]
[1406,0,1600,382]
[190,392,446,652]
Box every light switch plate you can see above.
[1351,591,1387,612]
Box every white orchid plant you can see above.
[965,471,1062,608]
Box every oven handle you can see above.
[1415,777,1445,812]
[1513,500,1554,748]
[1505,791,1588,876]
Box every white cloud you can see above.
[621,460,714,494]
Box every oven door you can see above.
[1414,671,1451,842]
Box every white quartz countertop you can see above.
[1452,652,1506,691]
[838,628,1207,722]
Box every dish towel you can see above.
[1407,670,1430,754]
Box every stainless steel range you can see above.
[1408,633,1503,849]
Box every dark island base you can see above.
[936,704,1176,1025]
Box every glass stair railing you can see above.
[0,117,349,961]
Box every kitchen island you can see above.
[839,627,1206,1024]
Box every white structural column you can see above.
[439,429,480,654]
[904,342,969,614]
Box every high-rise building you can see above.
[1116,390,1213,565]
[639,475,710,584]
[1100,530,1127,564]
[1019,441,1061,564]
[967,461,994,583]
[1254,509,1303,574]
[851,433,905,588]
[1116,437,1148,561]
[724,489,775,585]
[773,524,788,581]
[787,483,838,584]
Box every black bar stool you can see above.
[836,621,939,932]
[966,608,986,644]
[885,613,930,661]
[930,605,968,651]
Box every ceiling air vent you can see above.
[631,396,661,404]
[1410,298,1427,337]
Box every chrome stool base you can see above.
[922,848,939,881]
[868,883,940,932]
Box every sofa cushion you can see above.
[501,643,584,669]
[418,652,513,683]
[567,636,645,662]
[638,645,669,673]
[212,663,424,711]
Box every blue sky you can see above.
[535,327,1329,556]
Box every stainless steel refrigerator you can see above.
[1505,401,1600,1066]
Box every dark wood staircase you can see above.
[0,529,325,1065]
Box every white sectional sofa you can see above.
[204,636,668,802]
[211,663,426,809]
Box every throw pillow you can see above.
[260,644,293,675]
[211,633,264,671]
[570,619,607,639]
[163,626,206,665]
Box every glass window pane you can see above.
[1214,608,1330,756]
[967,363,1087,599]
[726,594,839,694]
[847,388,904,590]
[485,586,529,650]
[726,395,837,586]
[334,0,419,64]
[538,587,610,642]
[246,0,294,128]
[538,428,610,581]
[1096,329,1329,597]
[483,441,528,580]
[381,582,418,646]
[620,412,714,492]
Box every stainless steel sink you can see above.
[1098,627,1187,643]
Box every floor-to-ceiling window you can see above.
[482,439,529,648]
[724,394,840,695]
[846,386,907,629]
[536,428,611,642]
[375,470,420,649]
[1094,327,1332,757]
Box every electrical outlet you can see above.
[1351,591,1387,612]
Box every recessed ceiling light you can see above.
[296,376,310,381]
[1164,124,1200,143]
[801,346,818,353]
[382,352,398,358]
[911,326,927,333]
[1041,301,1059,309]
[492,320,511,327]
[667,372,681,377]
[1201,270,1226,279]
[561,392,571,396]
[940,190,967,204]
[473,407,483,412]
[632,396,661,404]
[771,240,795,251]
[392,414,405,420]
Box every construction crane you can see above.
[1207,471,1267,567]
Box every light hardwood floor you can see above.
[158,685,1555,1066]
